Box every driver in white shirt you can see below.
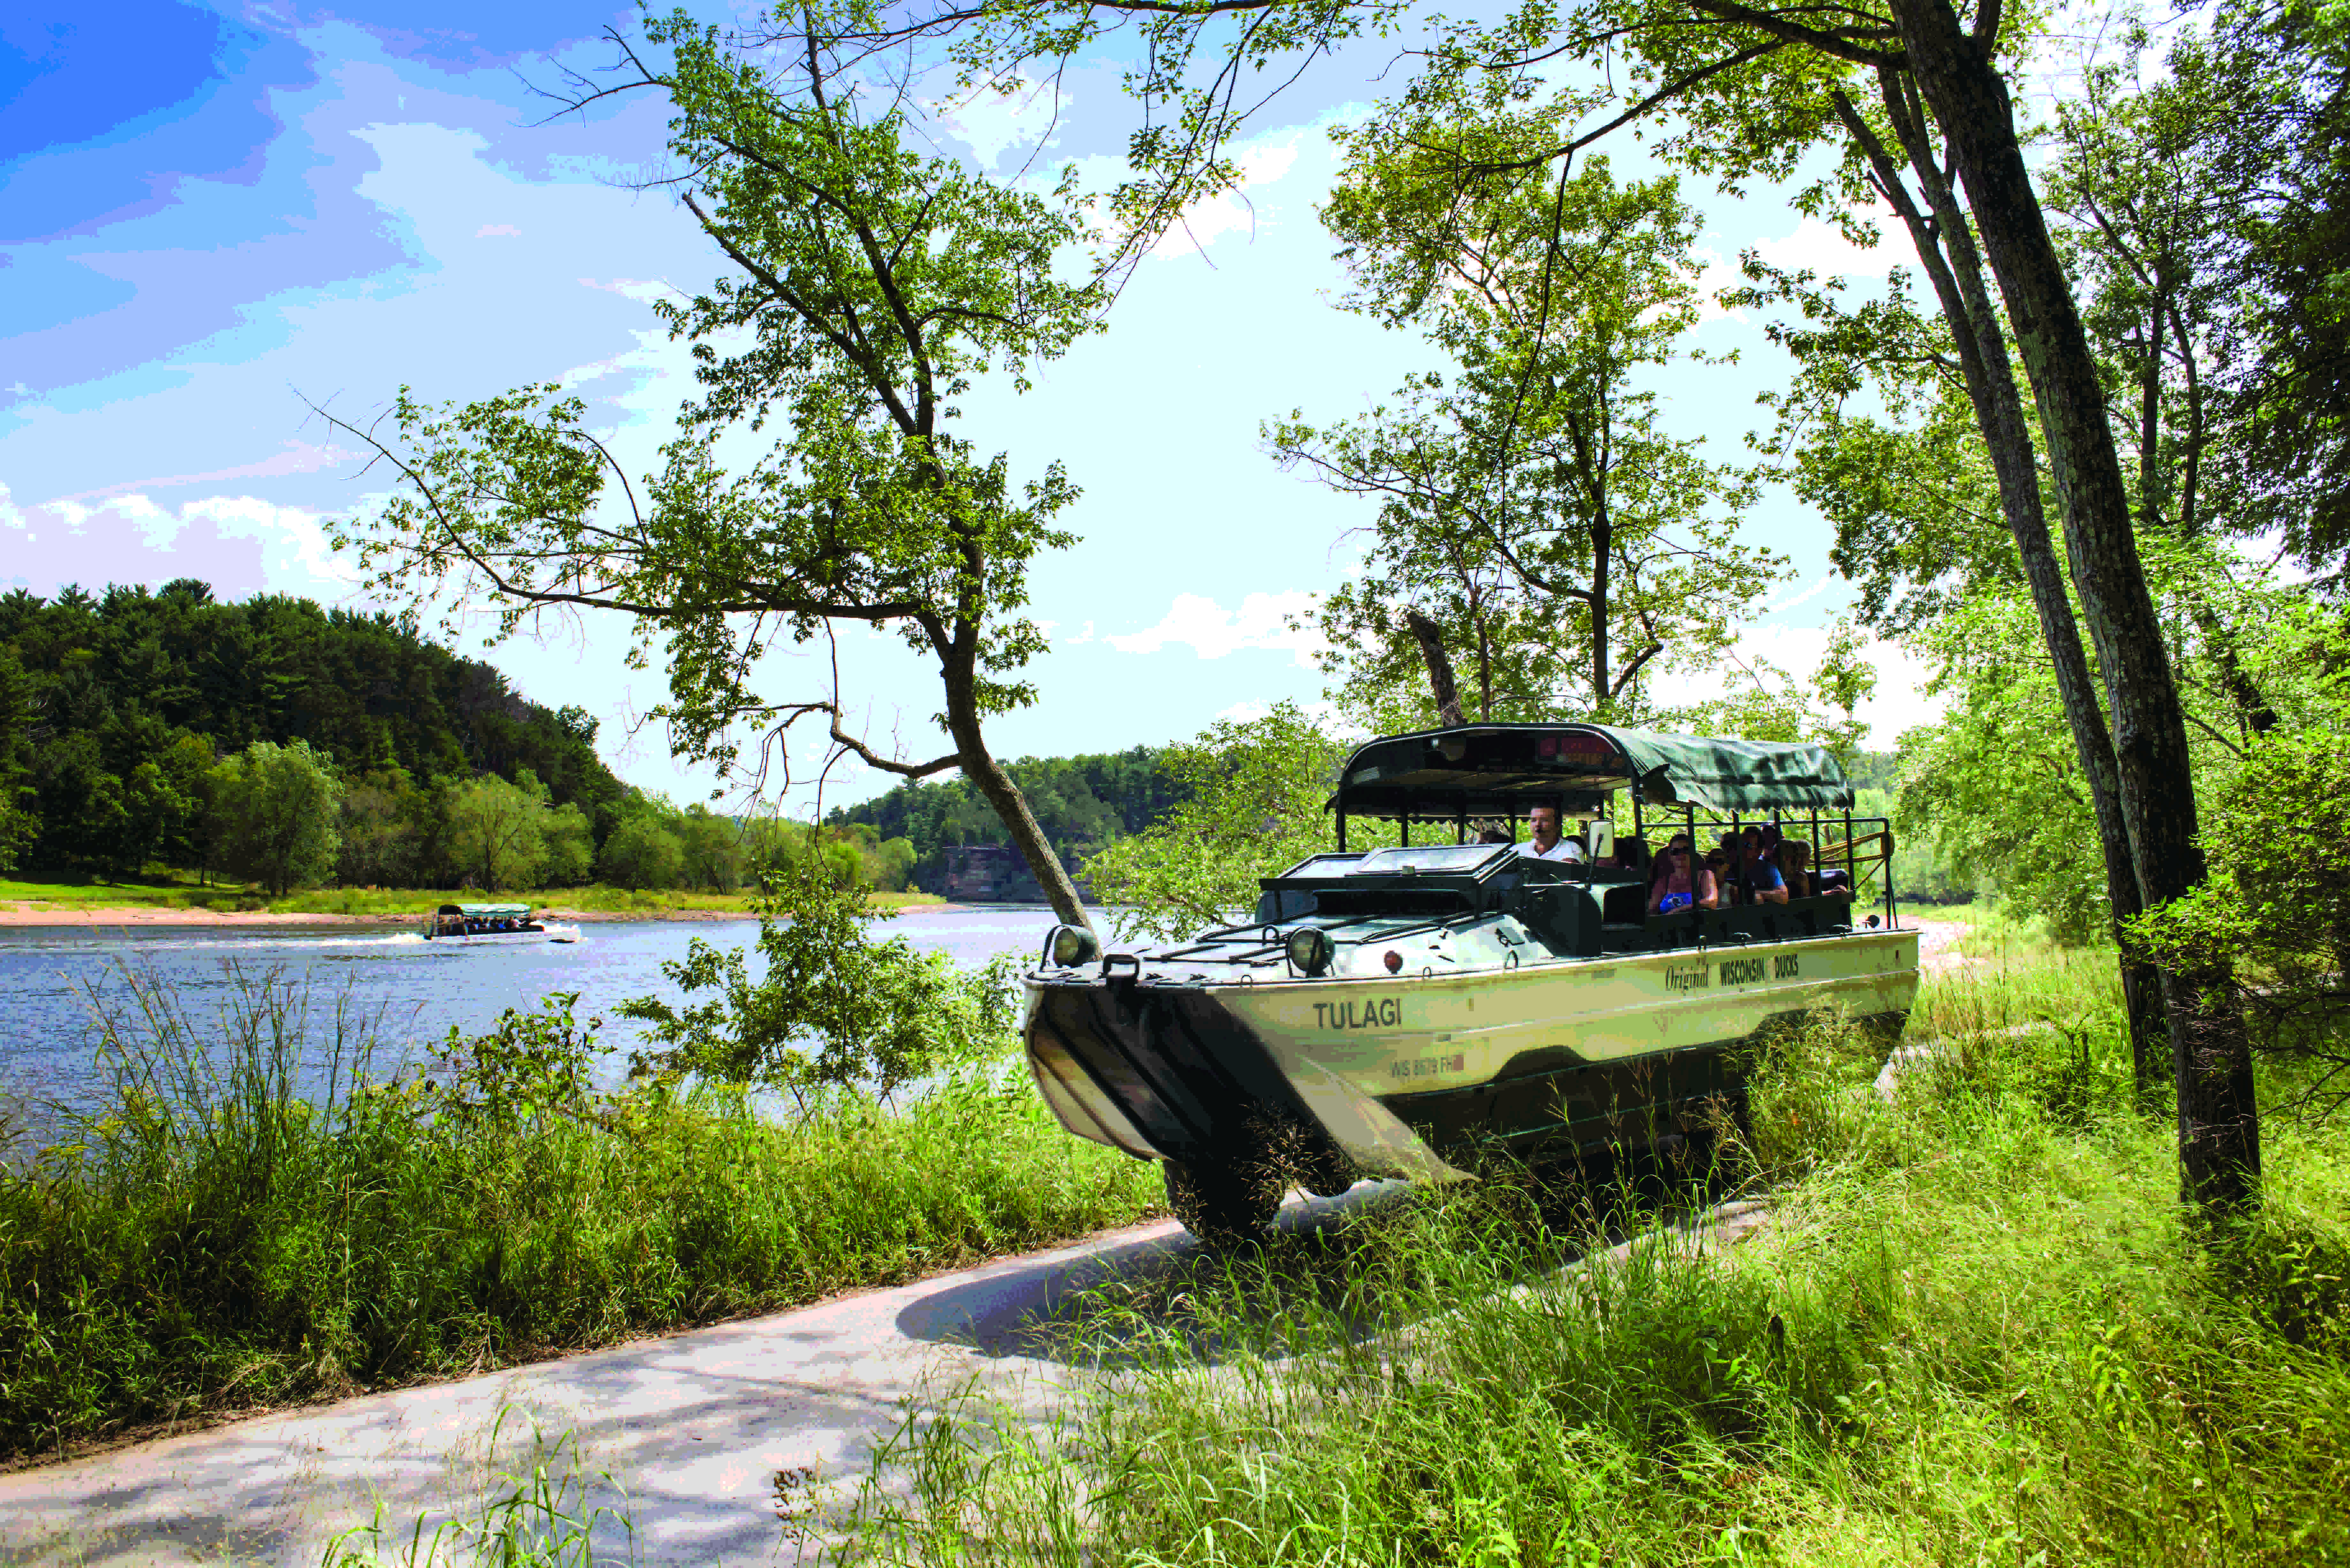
[1519,804,1587,864]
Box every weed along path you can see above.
[0,1212,1194,1567]
[0,1182,1777,1568]
[0,1206,1194,1565]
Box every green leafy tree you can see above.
[324,4,1107,930]
[0,647,35,872]
[2179,0,2350,574]
[1274,156,1777,726]
[209,740,343,895]
[1696,617,1878,770]
[106,761,194,880]
[1900,596,2109,944]
[445,773,549,891]
[337,774,419,887]
[676,806,745,892]
[152,731,218,877]
[2134,723,2350,1115]
[597,814,687,891]
[1085,702,1388,941]
[2045,32,2286,738]
[541,802,596,887]
[619,848,1016,1106]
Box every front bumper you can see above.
[1022,975,1467,1182]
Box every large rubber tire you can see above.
[1164,1156,1283,1249]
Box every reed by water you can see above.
[0,964,1161,1458]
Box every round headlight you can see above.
[1047,923,1100,968]
[1285,927,1334,976]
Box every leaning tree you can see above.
[323,7,1106,929]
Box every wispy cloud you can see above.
[1108,590,1327,666]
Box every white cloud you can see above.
[934,75,1066,167]
[1152,136,1308,258]
[1753,215,1901,277]
[577,276,674,304]
[1761,573,1836,615]
[0,483,357,598]
[1108,589,1328,665]
[475,222,522,238]
[1697,214,1920,321]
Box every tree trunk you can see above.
[938,657,1093,934]
[1855,80,2167,1085]
[1589,516,1612,717]
[1406,609,1468,727]
[1889,0,2260,1210]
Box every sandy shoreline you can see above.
[0,902,972,929]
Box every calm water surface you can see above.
[0,908,1066,1110]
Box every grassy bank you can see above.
[0,974,1159,1460]
[833,950,2350,1566]
[0,873,945,916]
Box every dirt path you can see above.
[0,1189,1776,1568]
[0,1216,1182,1566]
[1910,916,1975,975]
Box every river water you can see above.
[0,908,1068,1113]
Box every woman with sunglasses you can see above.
[1646,837,1717,915]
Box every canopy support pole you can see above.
[1844,805,1855,910]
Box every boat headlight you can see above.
[1047,923,1100,968]
[1285,927,1334,977]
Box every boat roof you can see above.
[1333,722,1853,816]
[435,902,533,916]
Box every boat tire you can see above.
[1295,1143,1359,1199]
[1164,1156,1283,1249]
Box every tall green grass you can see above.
[0,967,1161,1459]
[830,953,2350,1566]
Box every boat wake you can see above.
[9,931,440,955]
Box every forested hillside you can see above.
[827,748,1186,891]
[0,580,627,881]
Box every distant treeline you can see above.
[0,581,920,894]
[827,748,1188,892]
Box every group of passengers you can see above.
[1647,825,1845,915]
[1485,806,1846,918]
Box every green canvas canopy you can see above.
[436,902,533,918]
[1331,723,1853,818]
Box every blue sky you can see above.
[0,0,1936,815]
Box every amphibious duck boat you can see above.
[1021,723,1918,1243]
[422,902,581,945]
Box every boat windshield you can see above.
[1347,844,1512,876]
